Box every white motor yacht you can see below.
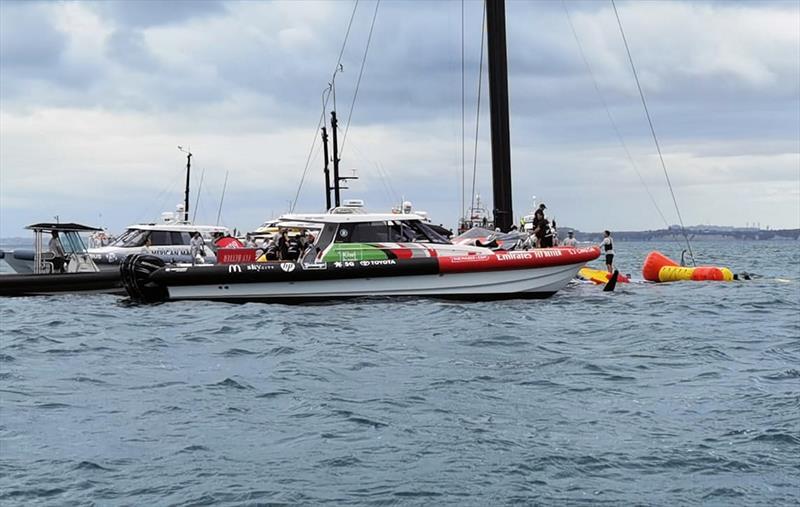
[89,206,230,270]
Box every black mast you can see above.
[330,111,341,207]
[321,126,332,210]
[485,0,513,231]
[178,147,192,222]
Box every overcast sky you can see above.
[1,0,798,237]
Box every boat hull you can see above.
[123,247,600,303]
[0,271,124,297]
[165,262,581,302]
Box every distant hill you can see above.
[569,227,800,242]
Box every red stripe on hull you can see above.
[438,247,600,273]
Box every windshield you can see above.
[392,220,449,244]
[61,231,88,254]
[110,229,149,248]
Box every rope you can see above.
[290,0,360,212]
[461,0,466,220]
[611,0,696,265]
[562,1,675,236]
[340,0,381,158]
[469,2,487,214]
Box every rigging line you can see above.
[379,162,400,203]
[611,0,696,265]
[290,0,360,212]
[191,168,205,223]
[561,1,673,233]
[470,2,487,214]
[461,0,466,220]
[340,0,381,158]
[333,0,359,113]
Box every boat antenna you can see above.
[216,170,229,226]
[331,110,341,207]
[192,168,205,223]
[610,0,695,265]
[321,85,333,210]
[177,145,192,222]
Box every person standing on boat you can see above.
[49,231,66,273]
[601,230,615,273]
[190,231,206,265]
[562,231,578,247]
[277,229,290,260]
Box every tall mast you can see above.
[321,126,332,210]
[330,111,341,207]
[485,0,513,231]
[178,146,193,222]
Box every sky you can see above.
[1,0,798,237]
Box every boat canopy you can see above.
[25,223,102,232]
[279,213,427,224]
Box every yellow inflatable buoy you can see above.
[642,251,733,282]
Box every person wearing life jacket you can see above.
[286,234,302,261]
[601,230,614,273]
[540,221,554,248]
[265,235,279,261]
[276,229,290,260]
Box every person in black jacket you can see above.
[276,229,290,260]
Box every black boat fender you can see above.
[121,254,168,303]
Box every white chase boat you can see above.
[121,213,599,303]
[89,205,230,270]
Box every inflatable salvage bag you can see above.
[642,251,733,283]
[120,254,169,303]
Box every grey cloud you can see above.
[0,2,66,69]
[89,0,227,28]
[105,29,160,71]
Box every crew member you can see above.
[49,231,66,273]
[562,231,577,247]
[190,231,206,265]
[601,230,614,273]
[277,229,290,260]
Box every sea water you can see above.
[1,240,798,505]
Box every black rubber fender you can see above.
[120,254,168,303]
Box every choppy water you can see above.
[1,240,798,505]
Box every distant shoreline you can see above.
[569,228,800,242]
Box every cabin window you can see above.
[335,222,391,243]
[388,220,449,244]
[170,232,187,245]
[111,229,149,247]
[149,231,171,245]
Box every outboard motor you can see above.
[120,254,168,303]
